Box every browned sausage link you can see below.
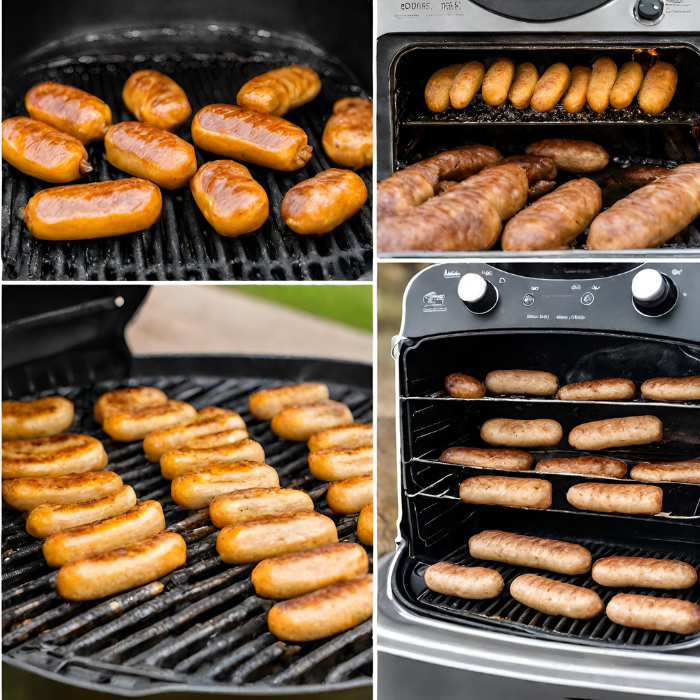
[510,574,603,619]
[425,64,463,112]
[122,70,192,131]
[209,487,313,528]
[249,383,330,421]
[487,155,557,184]
[459,476,552,510]
[187,428,248,450]
[160,438,265,481]
[281,169,368,235]
[638,62,678,115]
[641,376,700,402]
[23,179,162,241]
[437,180,459,195]
[528,180,554,201]
[237,65,321,116]
[270,401,354,442]
[326,475,373,514]
[94,387,169,424]
[630,460,700,484]
[535,456,627,478]
[606,594,700,635]
[449,62,485,109]
[592,556,697,589]
[2,117,92,182]
[563,66,591,113]
[567,482,663,515]
[322,97,373,170]
[602,165,670,205]
[308,446,373,482]
[307,423,373,452]
[481,418,563,448]
[424,562,504,600]
[557,378,636,401]
[569,415,663,450]
[587,57,618,113]
[357,504,373,545]
[445,373,486,398]
[2,396,74,441]
[530,63,571,112]
[609,61,644,109]
[525,139,609,173]
[481,58,515,107]
[502,178,602,252]
[508,63,538,109]
[103,401,196,442]
[484,369,559,396]
[25,81,112,144]
[105,121,197,190]
[439,446,534,471]
[588,163,700,250]
[191,104,312,171]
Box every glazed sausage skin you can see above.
[281,169,367,235]
[160,438,265,481]
[557,378,636,401]
[535,456,627,479]
[610,61,644,109]
[568,415,663,450]
[484,370,558,397]
[357,504,373,545]
[525,139,609,173]
[587,57,618,113]
[638,62,678,115]
[307,423,373,452]
[449,62,485,109]
[209,487,314,528]
[308,446,373,482]
[122,70,192,131]
[592,556,697,589]
[563,66,591,113]
[424,563,504,600]
[567,482,663,515]
[2,396,74,441]
[249,383,329,421]
[530,63,571,112]
[481,418,563,448]
[445,373,486,399]
[25,82,112,144]
[187,428,248,450]
[641,376,700,402]
[508,63,538,109]
[190,160,269,236]
[326,475,373,514]
[94,387,168,424]
[439,446,534,471]
[2,117,92,182]
[606,594,700,635]
[105,121,197,189]
[56,532,186,601]
[511,574,603,619]
[459,476,552,510]
[23,178,162,241]
[238,65,321,116]
[630,460,700,484]
[481,58,515,107]
[322,97,373,170]
[102,401,196,442]
[191,104,312,171]
[602,165,670,205]
[425,64,463,112]
[270,401,353,441]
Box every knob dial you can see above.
[636,0,664,22]
[631,269,677,316]
[458,274,498,314]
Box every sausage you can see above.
[2,396,74,440]
[249,383,330,421]
[326,475,373,514]
[377,171,434,220]
[252,542,368,600]
[593,557,697,589]
[641,376,700,402]
[191,104,312,171]
[23,179,163,241]
[487,155,557,184]
[2,434,108,479]
[530,63,571,112]
[445,373,486,398]
[602,165,671,205]
[190,160,269,236]
[609,61,644,109]
[424,562,503,599]
[525,139,609,173]
[481,58,515,107]
[567,482,663,515]
[587,57,618,113]
[2,471,123,512]
[143,406,245,462]
[630,460,700,484]
[460,476,551,509]
[2,117,92,182]
[469,530,592,575]
[357,504,373,545]
[102,401,197,442]
[104,121,197,190]
[557,378,636,401]
[122,69,192,131]
[588,163,700,249]
[171,462,280,510]
[439,446,534,471]
[94,387,168,424]
[43,500,165,568]
[501,179,602,251]
[308,446,373,482]
[267,574,372,642]
[237,65,321,116]
[56,532,186,601]
[425,64,463,112]
[160,438,265,480]
[217,510,338,564]
[449,61,485,109]
[563,66,591,113]
[281,169,367,235]
[25,81,112,144]
[322,97,373,170]
[535,456,627,479]
[271,401,353,441]
[568,415,663,450]
[638,62,678,115]
[209,487,313,528]
[510,574,603,619]
[508,63,539,109]
[308,423,373,452]
[186,428,248,449]
[26,485,137,539]
[528,180,554,201]
[484,370,559,396]
[481,418,563,448]
[606,593,700,635]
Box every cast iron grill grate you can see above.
[2,26,372,281]
[2,372,373,691]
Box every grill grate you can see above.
[2,26,372,281]
[2,372,373,690]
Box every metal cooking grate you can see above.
[2,26,372,281]
[2,373,373,691]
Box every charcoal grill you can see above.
[2,0,372,281]
[377,0,700,256]
[1,286,373,698]
[378,261,700,699]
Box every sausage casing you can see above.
[445,373,486,398]
[641,376,700,402]
[567,482,663,515]
[484,370,559,396]
[103,401,197,442]
[606,593,700,635]
[281,169,367,234]
[322,97,373,170]
[122,70,192,131]
[209,487,313,528]
[160,438,265,480]
[326,475,373,514]
[191,104,312,171]
[190,160,269,236]
[271,401,353,441]
[481,58,515,107]
[424,562,504,599]
[568,415,663,450]
[449,62,485,109]
[249,382,330,421]
[592,557,697,589]
[25,81,112,144]
[481,418,563,448]
[105,121,197,189]
[357,504,373,545]
[308,446,373,482]
[563,66,591,113]
[94,386,168,424]
[630,460,700,485]
[587,57,618,113]
[56,532,186,601]
[308,423,373,452]
[237,65,321,116]
[525,139,609,173]
[439,446,534,471]
[252,541,368,599]
[535,456,627,479]
[511,574,603,619]
[638,62,678,115]
[460,476,551,509]
[557,378,636,401]
[508,63,538,109]
[609,61,644,109]
[530,63,571,112]
[425,64,463,112]
[2,396,74,441]
[187,428,248,450]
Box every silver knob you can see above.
[458,274,498,314]
[632,269,666,303]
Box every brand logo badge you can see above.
[443,270,460,278]
[423,292,445,306]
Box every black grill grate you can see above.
[2,372,373,691]
[2,26,372,281]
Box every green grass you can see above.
[229,286,373,332]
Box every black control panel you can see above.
[469,0,614,22]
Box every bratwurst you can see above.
[556,378,636,402]
[424,562,504,599]
[459,476,552,510]
[641,376,700,402]
[511,574,603,619]
[481,418,563,448]
[568,415,663,450]
[606,594,700,635]
[566,482,663,515]
[593,557,697,589]
[439,446,534,471]
[2,396,74,441]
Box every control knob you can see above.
[635,0,664,23]
[458,274,498,314]
[631,268,677,316]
